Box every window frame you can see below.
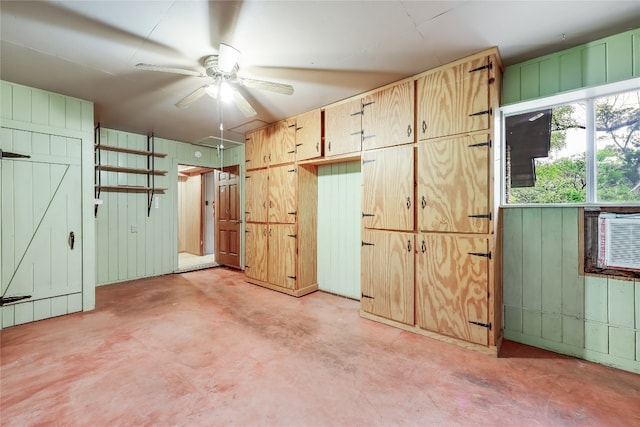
[499,77,640,206]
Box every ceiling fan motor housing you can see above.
[204,55,238,78]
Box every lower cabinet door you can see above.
[416,234,490,345]
[268,224,297,290]
[361,229,414,325]
[245,223,268,282]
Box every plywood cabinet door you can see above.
[245,168,268,223]
[268,224,297,290]
[324,98,362,156]
[362,144,414,231]
[417,56,493,140]
[416,234,490,345]
[245,223,268,282]
[417,133,491,233]
[362,81,415,151]
[245,127,270,170]
[270,119,296,166]
[295,109,322,161]
[268,164,297,224]
[361,229,414,325]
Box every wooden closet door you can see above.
[324,98,362,156]
[268,164,297,223]
[361,80,415,151]
[416,234,490,346]
[295,109,322,161]
[417,133,491,233]
[245,223,268,282]
[245,168,268,223]
[362,144,414,231]
[270,119,296,166]
[361,229,414,325]
[267,224,297,289]
[245,127,270,170]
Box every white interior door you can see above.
[1,128,83,326]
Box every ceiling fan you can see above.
[136,43,294,117]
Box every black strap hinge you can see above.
[351,130,363,136]
[350,111,363,116]
[362,101,375,108]
[362,134,376,140]
[287,275,297,280]
[288,123,296,128]
[0,295,32,306]
[468,320,492,330]
[362,159,375,165]
[468,252,492,259]
[296,126,303,132]
[296,143,303,147]
[468,140,492,148]
[288,168,297,173]
[362,241,375,247]
[287,150,296,154]
[469,108,492,117]
[362,213,374,218]
[287,211,297,215]
[468,212,492,220]
[469,63,493,73]
[361,293,374,299]
[287,234,297,238]
[0,150,31,160]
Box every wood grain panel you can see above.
[245,223,268,282]
[361,229,414,325]
[416,234,489,345]
[297,165,317,288]
[417,133,490,233]
[268,224,297,289]
[295,109,322,161]
[270,119,296,166]
[362,145,414,231]
[417,56,491,140]
[244,168,268,222]
[245,127,270,170]
[362,81,415,150]
[324,98,362,156]
[268,164,297,223]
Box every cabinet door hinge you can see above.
[287,211,297,216]
[361,241,375,247]
[362,134,376,140]
[468,320,492,330]
[350,110,363,116]
[362,101,375,108]
[287,234,297,238]
[469,108,492,117]
[468,212,492,220]
[469,62,492,73]
[287,275,297,280]
[288,167,297,173]
[361,293,374,299]
[362,158,375,165]
[362,212,375,218]
[468,139,492,148]
[287,150,296,154]
[468,251,492,259]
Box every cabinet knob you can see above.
[407,124,412,138]
[327,141,332,152]
[406,197,411,209]
[421,195,426,209]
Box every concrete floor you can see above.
[1,268,639,426]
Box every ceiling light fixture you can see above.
[220,81,233,103]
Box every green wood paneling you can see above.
[563,317,585,348]
[585,276,608,322]
[522,209,542,312]
[502,208,523,307]
[522,310,542,337]
[503,28,640,104]
[561,209,584,317]
[609,327,636,360]
[608,278,635,328]
[585,321,608,353]
[542,314,562,342]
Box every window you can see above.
[504,87,640,205]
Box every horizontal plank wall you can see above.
[317,162,361,299]
[502,207,639,374]
[0,80,95,327]
[503,28,640,104]
[95,128,244,286]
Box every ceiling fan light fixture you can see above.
[220,82,234,103]
[205,84,219,98]
[218,43,240,73]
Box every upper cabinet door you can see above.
[295,109,322,161]
[268,164,297,224]
[270,119,296,166]
[417,56,493,140]
[324,98,362,156]
[417,133,491,233]
[245,127,270,170]
[362,144,414,231]
[362,81,415,151]
[245,168,269,223]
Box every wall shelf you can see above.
[95,165,167,175]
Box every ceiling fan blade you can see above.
[136,63,204,77]
[175,86,208,108]
[218,43,240,73]
[232,90,257,118]
[239,77,294,95]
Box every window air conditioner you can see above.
[597,213,640,271]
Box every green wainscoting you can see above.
[502,207,640,374]
[503,28,640,105]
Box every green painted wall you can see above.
[502,207,639,374]
[0,80,95,326]
[503,28,640,104]
[95,127,244,286]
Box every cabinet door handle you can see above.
[407,239,412,253]
[421,120,427,134]
[316,142,319,152]
[406,197,411,209]
[421,195,426,209]
[328,141,331,152]
[407,124,412,138]
[421,240,426,253]
[69,231,75,250]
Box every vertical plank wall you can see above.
[95,128,244,286]
[0,80,95,327]
[317,162,361,299]
[502,207,640,374]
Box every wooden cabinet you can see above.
[245,168,268,223]
[361,229,414,325]
[324,97,362,156]
[295,109,322,161]
[245,127,270,169]
[362,144,414,231]
[417,133,491,234]
[267,224,297,290]
[245,223,268,282]
[362,81,415,150]
[268,164,297,224]
[416,234,491,346]
[417,55,494,140]
[270,119,296,166]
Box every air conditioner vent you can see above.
[597,213,640,271]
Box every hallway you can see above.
[1,268,639,426]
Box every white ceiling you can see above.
[1,1,639,145]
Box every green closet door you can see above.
[1,128,82,326]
